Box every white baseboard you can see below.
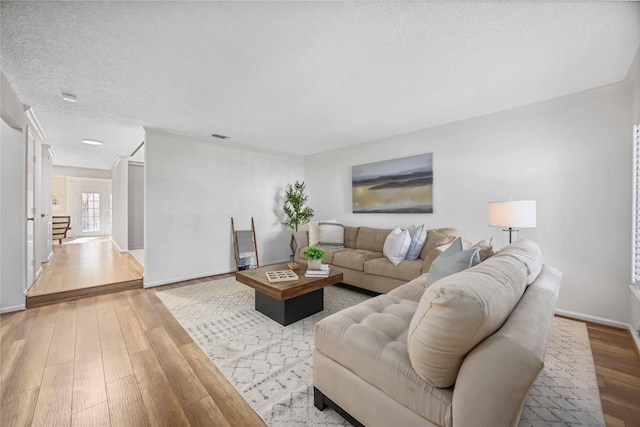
[555,308,640,355]
[143,259,290,289]
[555,308,629,328]
[143,269,235,288]
[111,240,127,253]
[1,304,26,314]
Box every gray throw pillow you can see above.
[426,237,481,286]
[405,224,427,261]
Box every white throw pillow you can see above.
[308,222,320,246]
[318,222,344,247]
[405,224,428,261]
[308,219,336,246]
[383,226,412,266]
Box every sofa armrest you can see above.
[452,338,543,427]
[452,265,561,427]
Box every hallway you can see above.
[28,237,143,307]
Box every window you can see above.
[81,192,100,232]
[634,124,640,283]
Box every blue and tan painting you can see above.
[352,153,433,213]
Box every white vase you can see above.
[308,259,322,270]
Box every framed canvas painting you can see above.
[352,153,433,213]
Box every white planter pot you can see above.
[308,259,322,270]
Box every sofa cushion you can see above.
[387,273,428,302]
[426,237,480,286]
[419,228,457,260]
[344,226,359,249]
[318,222,344,246]
[406,224,427,261]
[364,257,423,283]
[356,227,392,252]
[498,239,543,284]
[383,226,412,266]
[314,282,454,426]
[407,252,529,388]
[332,249,385,272]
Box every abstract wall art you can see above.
[352,153,433,213]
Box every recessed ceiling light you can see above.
[81,139,103,146]
[62,93,77,103]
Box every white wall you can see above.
[144,128,305,287]
[111,157,128,252]
[306,83,633,324]
[52,176,68,216]
[53,165,111,180]
[1,119,26,312]
[128,162,144,250]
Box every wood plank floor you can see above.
[587,322,640,427]
[27,237,144,307]
[0,280,265,427]
[1,275,638,426]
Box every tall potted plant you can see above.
[283,180,314,232]
[283,180,314,257]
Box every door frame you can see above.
[74,188,112,237]
[25,125,35,291]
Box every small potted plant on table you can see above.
[302,246,326,270]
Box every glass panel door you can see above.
[75,189,111,237]
[81,192,100,233]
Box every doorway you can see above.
[76,189,112,237]
[27,175,142,306]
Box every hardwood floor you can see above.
[587,322,640,427]
[0,281,265,427]
[27,237,143,308]
[1,275,639,426]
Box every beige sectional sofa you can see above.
[313,240,561,427]
[293,226,457,293]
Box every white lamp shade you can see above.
[488,200,536,228]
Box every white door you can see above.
[25,128,35,288]
[75,189,112,237]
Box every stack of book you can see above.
[305,264,330,278]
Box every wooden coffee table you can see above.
[235,262,343,326]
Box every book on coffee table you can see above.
[305,264,330,277]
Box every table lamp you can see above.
[488,200,536,244]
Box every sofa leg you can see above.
[314,387,327,411]
[312,386,365,427]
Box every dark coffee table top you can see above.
[235,262,343,301]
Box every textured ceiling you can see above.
[1,1,639,170]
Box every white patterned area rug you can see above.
[156,277,604,427]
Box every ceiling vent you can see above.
[211,133,230,140]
